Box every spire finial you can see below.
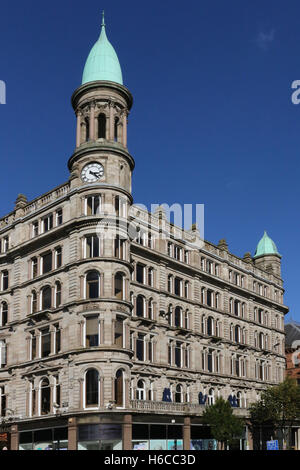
[101,10,105,27]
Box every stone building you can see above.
[0,16,288,450]
[285,321,300,384]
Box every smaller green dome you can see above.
[82,14,123,85]
[254,231,280,258]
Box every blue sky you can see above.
[0,0,299,321]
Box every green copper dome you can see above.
[82,14,123,85]
[254,231,280,258]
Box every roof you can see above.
[82,14,123,86]
[254,231,280,258]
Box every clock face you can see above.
[81,163,104,183]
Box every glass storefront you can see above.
[132,424,183,451]
[78,424,122,450]
[19,427,68,450]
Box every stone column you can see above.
[122,112,127,148]
[109,103,114,141]
[76,112,81,148]
[10,424,19,450]
[183,417,191,451]
[123,414,132,450]
[68,417,77,450]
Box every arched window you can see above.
[208,388,215,405]
[55,282,61,307]
[236,391,242,408]
[207,317,214,336]
[85,117,90,142]
[114,117,119,142]
[0,302,8,327]
[115,272,125,300]
[174,384,183,403]
[136,295,145,317]
[40,378,51,415]
[31,291,37,314]
[136,380,146,400]
[85,369,99,408]
[41,286,52,310]
[259,332,264,350]
[86,271,100,299]
[174,307,182,328]
[98,114,106,139]
[235,325,241,343]
[115,369,124,407]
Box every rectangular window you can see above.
[41,328,51,358]
[55,247,62,268]
[31,333,37,360]
[32,221,39,238]
[54,324,61,354]
[0,387,6,416]
[86,236,100,258]
[42,214,53,233]
[136,264,145,284]
[41,252,52,274]
[2,237,9,253]
[114,320,123,348]
[0,341,6,367]
[32,258,38,278]
[56,209,63,226]
[85,316,99,347]
[86,196,101,215]
[174,278,182,296]
[136,334,146,361]
[1,271,8,291]
[174,342,182,367]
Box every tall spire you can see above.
[101,10,105,28]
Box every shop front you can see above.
[19,426,68,450]
[77,423,123,450]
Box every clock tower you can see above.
[68,13,134,195]
[67,13,135,409]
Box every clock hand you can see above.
[90,171,100,178]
